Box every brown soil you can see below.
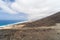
[22,12,60,27]
[0,28,60,40]
[0,12,60,40]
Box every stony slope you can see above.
[0,12,60,40]
[22,12,60,27]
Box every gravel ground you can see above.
[0,12,60,40]
[0,26,60,40]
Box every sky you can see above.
[0,0,28,20]
[0,0,60,21]
[0,9,27,20]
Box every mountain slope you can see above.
[22,12,60,27]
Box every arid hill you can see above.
[22,12,60,27]
[5,12,60,28]
[0,12,60,40]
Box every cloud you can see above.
[0,0,17,14]
[0,9,28,20]
[10,0,49,20]
[0,0,28,20]
[0,0,60,21]
[10,0,60,21]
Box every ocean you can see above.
[0,20,24,26]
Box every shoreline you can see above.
[0,20,29,27]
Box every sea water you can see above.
[0,20,25,26]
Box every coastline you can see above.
[0,20,29,27]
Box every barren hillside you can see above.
[0,12,60,40]
[22,12,60,27]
